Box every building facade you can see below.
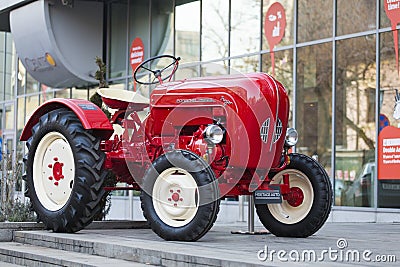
[1,0,400,219]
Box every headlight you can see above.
[204,125,224,144]
[285,127,298,147]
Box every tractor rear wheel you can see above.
[255,153,332,237]
[141,150,220,241]
[24,108,106,232]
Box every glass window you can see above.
[72,88,88,100]
[17,97,26,160]
[5,40,15,101]
[110,0,128,79]
[0,32,4,53]
[0,72,4,101]
[335,35,376,207]
[262,0,294,51]
[4,68,13,101]
[17,97,25,135]
[128,0,151,76]
[25,95,39,122]
[202,0,229,61]
[5,104,14,130]
[174,65,200,80]
[262,49,292,89]
[377,31,400,208]
[151,0,174,57]
[337,0,376,36]
[39,85,55,104]
[175,1,200,63]
[298,0,332,43]
[232,55,260,74]
[55,88,71,98]
[231,0,260,56]
[17,60,25,95]
[295,43,332,195]
[201,61,228,76]
[26,72,39,94]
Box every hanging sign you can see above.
[130,37,144,72]
[384,0,400,75]
[264,2,286,76]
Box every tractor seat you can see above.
[97,88,149,110]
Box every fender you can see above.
[20,98,114,141]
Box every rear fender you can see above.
[20,98,114,141]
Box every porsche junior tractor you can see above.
[20,55,332,241]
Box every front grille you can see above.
[260,118,270,143]
[273,119,283,143]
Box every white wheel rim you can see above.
[152,167,199,227]
[268,169,314,224]
[33,131,75,211]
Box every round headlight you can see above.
[204,125,224,144]
[285,128,298,147]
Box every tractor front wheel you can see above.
[256,153,332,237]
[141,150,220,241]
[24,108,106,232]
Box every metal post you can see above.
[231,194,269,235]
[238,195,245,222]
[128,189,133,220]
[248,194,255,233]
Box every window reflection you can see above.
[262,50,292,89]
[295,44,331,195]
[25,95,39,122]
[298,0,332,43]
[337,0,376,36]
[336,36,376,207]
[174,65,200,80]
[55,88,70,98]
[110,0,128,79]
[201,61,228,76]
[201,0,229,60]
[17,60,25,95]
[128,0,151,76]
[151,0,174,57]
[232,55,260,74]
[231,0,260,56]
[175,1,200,63]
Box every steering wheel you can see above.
[134,55,180,85]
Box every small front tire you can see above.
[256,153,332,237]
[141,150,220,241]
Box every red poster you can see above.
[378,126,400,180]
[130,37,144,72]
[264,2,286,76]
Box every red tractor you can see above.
[21,55,332,241]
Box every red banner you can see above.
[130,37,144,72]
[378,126,400,180]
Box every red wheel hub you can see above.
[48,157,64,186]
[171,192,180,202]
[286,187,304,207]
[167,189,184,207]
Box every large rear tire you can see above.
[256,153,332,237]
[24,108,106,232]
[141,150,220,241]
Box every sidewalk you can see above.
[0,221,399,266]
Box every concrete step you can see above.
[11,229,276,267]
[0,242,153,267]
